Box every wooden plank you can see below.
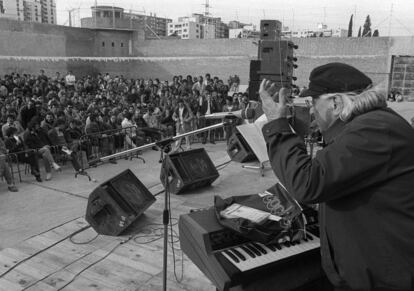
[60,274,114,291]
[74,252,154,289]
[24,281,56,291]
[2,268,38,289]
[0,278,22,291]
[94,248,162,276]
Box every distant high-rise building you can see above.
[168,17,203,39]
[124,12,172,39]
[0,0,56,24]
[1,0,25,20]
[23,0,41,23]
[39,0,56,24]
[190,13,228,38]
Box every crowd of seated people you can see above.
[0,70,250,192]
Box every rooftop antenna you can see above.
[388,3,393,36]
[203,0,211,16]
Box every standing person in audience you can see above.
[260,63,414,291]
[172,99,193,151]
[4,127,42,182]
[0,137,18,192]
[222,97,240,144]
[197,92,218,144]
[65,71,76,90]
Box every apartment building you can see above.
[0,0,56,24]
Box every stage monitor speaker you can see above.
[160,148,219,195]
[260,20,282,40]
[85,169,156,236]
[249,59,261,81]
[227,131,257,163]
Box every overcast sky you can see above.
[55,0,414,36]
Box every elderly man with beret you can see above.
[260,63,414,291]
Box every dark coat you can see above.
[23,129,50,149]
[197,99,218,116]
[262,108,414,291]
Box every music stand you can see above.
[236,122,270,177]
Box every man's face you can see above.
[310,94,337,132]
[7,117,14,125]
[46,114,54,122]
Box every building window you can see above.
[183,29,187,32]
[102,42,105,47]
[121,42,124,47]
[196,30,198,33]
[112,42,115,47]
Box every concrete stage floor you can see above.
[0,101,412,291]
[0,140,279,291]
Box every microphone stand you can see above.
[154,138,175,291]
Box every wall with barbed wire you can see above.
[0,17,413,92]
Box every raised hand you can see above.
[259,79,291,121]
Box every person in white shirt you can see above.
[65,71,76,89]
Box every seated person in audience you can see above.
[106,114,124,150]
[142,106,162,142]
[85,114,116,163]
[19,98,38,129]
[159,107,175,138]
[4,127,42,182]
[40,112,55,133]
[2,114,24,138]
[24,118,60,181]
[122,112,144,148]
[65,119,92,159]
[0,137,18,192]
[48,119,83,174]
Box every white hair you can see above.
[337,87,387,122]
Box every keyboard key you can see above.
[224,250,239,263]
[246,244,262,256]
[231,248,246,261]
[252,243,267,254]
[241,245,256,258]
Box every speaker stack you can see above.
[248,59,261,101]
[260,19,282,40]
[160,148,219,195]
[85,169,156,236]
[248,19,299,102]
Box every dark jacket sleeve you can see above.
[48,129,59,146]
[262,118,390,204]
